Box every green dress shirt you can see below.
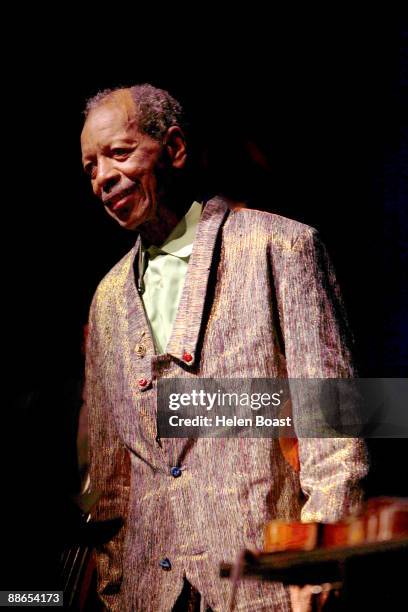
[141,201,203,353]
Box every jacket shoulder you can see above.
[226,208,318,252]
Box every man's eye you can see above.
[112,148,130,157]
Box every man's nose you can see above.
[94,157,120,196]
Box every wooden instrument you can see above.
[222,497,408,610]
[264,497,408,553]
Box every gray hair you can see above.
[84,83,185,141]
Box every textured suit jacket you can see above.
[85,196,368,611]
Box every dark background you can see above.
[5,20,406,385]
[3,14,407,592]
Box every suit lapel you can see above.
[166,196,229,365]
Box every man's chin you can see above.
[105,196,154,231]
[115,214,142,231]
[105,206,140,231]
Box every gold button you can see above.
[135,343,146,357]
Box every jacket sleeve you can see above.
[85,293,131,611]
[278,227,369,523]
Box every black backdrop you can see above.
[3,15,407,591]
[6,21,406,385]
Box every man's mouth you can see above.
[105,186,137,211]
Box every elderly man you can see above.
[80,84,368,611]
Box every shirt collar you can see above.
[146,201,203,259]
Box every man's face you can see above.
[81,92,165,230]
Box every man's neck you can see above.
[139,195,192,248]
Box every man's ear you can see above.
[164,126,187,169]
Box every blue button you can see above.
[170,466,182,478]
[159,557,172,570]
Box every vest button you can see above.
[170,466,182,478]
[182,352,193,363]
[135,344,146,357]
[138,377,149,389]
[159,557,172,571]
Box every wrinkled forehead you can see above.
[81,90,140,154]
